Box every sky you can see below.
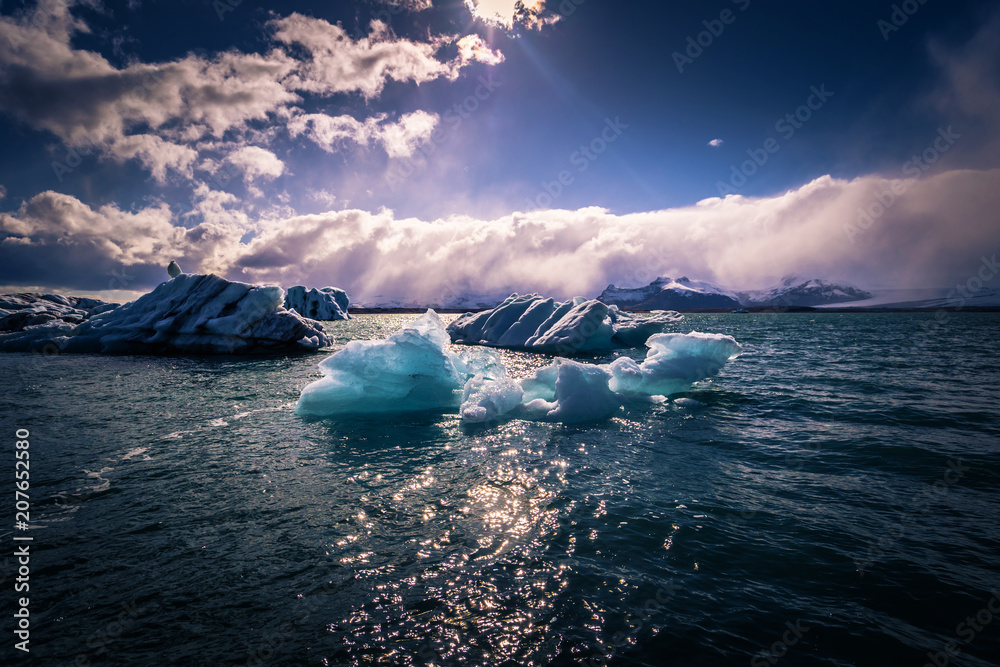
[0,0,998,303]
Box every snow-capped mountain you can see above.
[598,277,742,310]
[598,276,873,310]
[735,277,872,307]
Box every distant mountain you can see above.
[736,277,872,307]
[598,276,742,310]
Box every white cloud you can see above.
[381,0,433,10]
[216,168,1000,299]
[708,138,724,148]
[225,146,286,182]
[289,110,440,158]
[271,15,498,99]
[456,35,505,67]
[0,190,180,265]
[464,0,554,30]
[105,135,199,183]
[5,169,1000,297]
[0,185,6,200]
[0,2,499,181]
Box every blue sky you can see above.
[1,0,998,301]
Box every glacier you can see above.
[296,310,742,423]
[446,293,683,353]
[0,274,331,354]
[284,286,352,321]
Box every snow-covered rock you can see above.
[735,276,872,307]
[0,293,118,333]
[284,286,351,321]
[296,309,741,423]
[447,293,683,353]
[599,277,741,310]
[0,274,331,354]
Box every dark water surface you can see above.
[2,313,999,666]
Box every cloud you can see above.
[464,0,555,30]
[8,168,1000,299]
[0,185,6,200]
[104,135,199,183]
[220,170,1000,300]
[926,8,1000,166]
[271,15,499,99]
[708,138,724,148]
[0,187,250,289]
[289,110,440,158]
[456,35,505,67]
[381,0,433,10]
[224,146,286,182]
[0,2,500,181]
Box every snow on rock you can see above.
[735,276,872,307]
[447,293,683,353]
[599,277,741,310]
[0,274,331,354]
[297,309,740,423]
[0,293,118,333]
[284,286,351,321]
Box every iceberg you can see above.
[284,286,352,321]
[0,293,118,333]
[296,310,465,416]
[607,332,744,397]
[447,293,683,353]
[297,310,741,423]
[519,359,623,423]
[0,274,331,354]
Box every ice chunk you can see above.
[461,374,524,423]
[611,310,685,348]
[673,397,706,409]
[284,286,351,321]
[609,332,742,397]
[296,310,463,416]
[447,293,682,353]
[519,359,622,423]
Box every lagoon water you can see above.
[2,313,999,666]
